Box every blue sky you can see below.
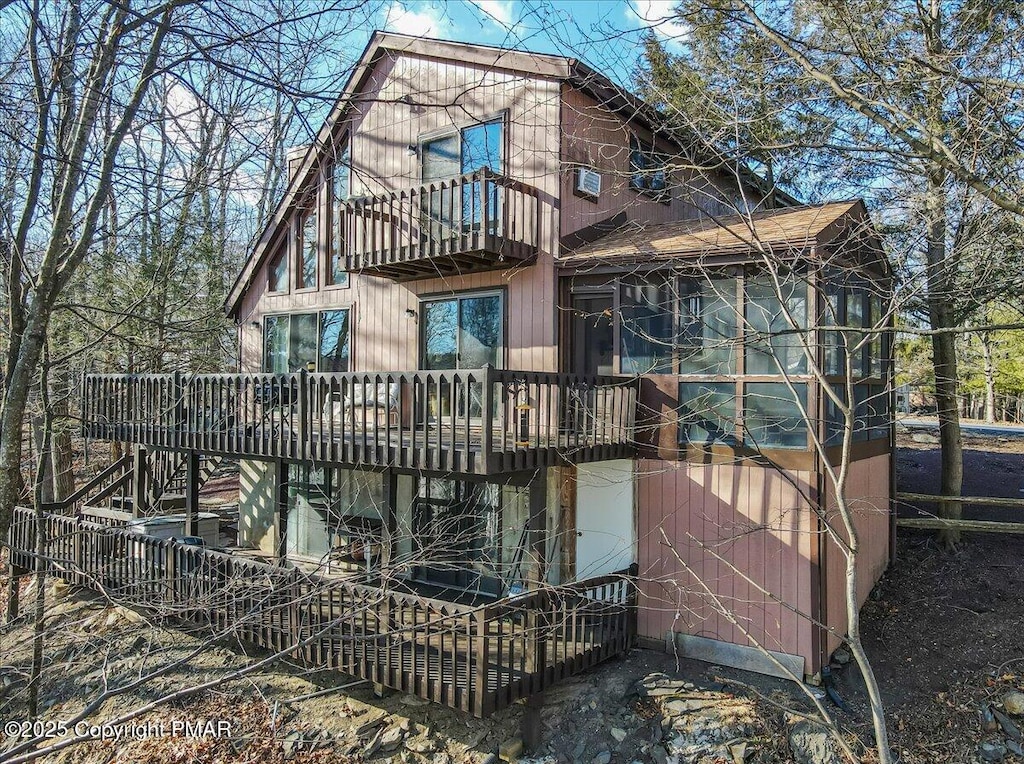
[370,0,685,87]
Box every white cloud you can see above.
[382,1,450,37]
[629,0,688,43]
[469,0,515,27]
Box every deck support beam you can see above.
[184,451,200,537]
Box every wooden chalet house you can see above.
[8,33,893,716]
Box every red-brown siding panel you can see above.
[637,459,816,672]
[822,453,892,658]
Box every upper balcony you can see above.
[340,168,539,281]
[81,368,637,475]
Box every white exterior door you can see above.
[575,460,636,579]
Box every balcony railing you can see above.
[81,368,637,475]
[7,507,636,717]
[340,168,539,280]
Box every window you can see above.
[330,146,351,288]
[822,276,845,376]
[629,135,668,197]
[845,283,866,377]
[296,207,317,290]
[679,277,738,375]
[263,309,350,373]
[824,384,848,446]
[319,310,350,372]
[412,478,502,593]
[620,277,674,374]
[679,382,736,445]
[285,466,383,561]
[744,382,808,449]
[421,292,503,370]
[268,247,288,293]
[745,273,808,375]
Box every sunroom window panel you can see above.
[744,382,808,450]
[679,278,738,375]
[620,278,674,374]
[822,279,845,376]
[744,275,808,375]
[678,382,737,445]
[845,285,866,378]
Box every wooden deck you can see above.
[341,168,539,281]
[7,507,636,717]
[81,368,638,475]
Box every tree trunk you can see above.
[982,331,996,424]
[925,169,963,548]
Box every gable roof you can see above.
[225,32,577,317]
[225,32,800,317]
[559,200,883,268]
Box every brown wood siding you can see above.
[559,86,741,240]
[821,452,892,659]
[239,51,562,374]
[636,458,817,673]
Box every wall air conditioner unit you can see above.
[576,167,602,198]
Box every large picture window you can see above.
[263,309,350,373]
[744,382,808,450]
[678,382,736,445]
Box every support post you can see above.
[381,469,398,573]
[275,458,288,564]
[184,451,200,537]
[4,567,26,624]
[524,469,548,692]
[131,444,147,518]
[521,691,545,755]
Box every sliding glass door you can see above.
[421,291,502,421]
[420,118,503,244]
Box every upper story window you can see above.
[629,135,668,198]
[330,144,351,288]
[422,118,503,182]
[268,246,288,293]
[295,202,317,290]
[264,309,351,374]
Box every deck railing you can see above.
[7,507,636,717]
[341,168,539,279]
[81,368,637,474]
